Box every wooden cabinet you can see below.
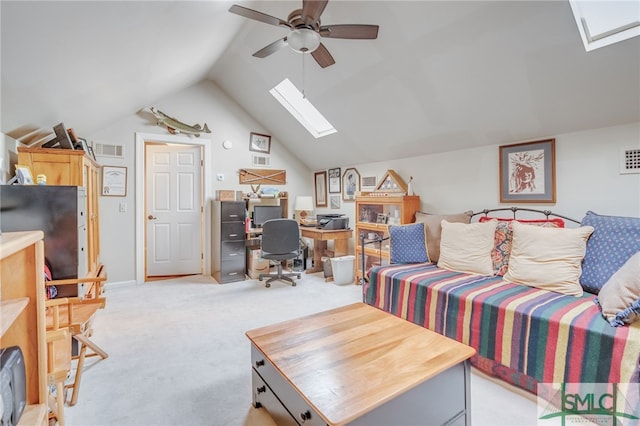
[354,195,420,283]
[211,201,246,283]
[17,147,101,277]
[0,231,48,426]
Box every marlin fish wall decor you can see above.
[149,107,211,137]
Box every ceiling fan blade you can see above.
[229,4,291,29]
[319,24,379,39]
[311,43,335,68]
[253,38,288,58]
[302,0,328,24]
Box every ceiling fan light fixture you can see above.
[287,28,320,53]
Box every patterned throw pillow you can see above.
[580,211,640,294]
[595,251,640,326]
[389,222,428,264]
[479,217,565,276]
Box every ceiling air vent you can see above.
[93,142,124,158]
[620,147,640,174]
[251,154,270,167]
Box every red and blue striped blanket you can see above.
[363,263,640,394]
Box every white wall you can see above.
[3,85,638,283]
[79,80,313,284]
[335,122,640,249]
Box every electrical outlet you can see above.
[119,202,127,212]
[217,173,224,181]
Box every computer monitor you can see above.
[252,205,282,227]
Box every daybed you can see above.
[361,208,640,395]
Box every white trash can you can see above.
[330,255,355,285]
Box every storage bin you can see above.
[330,255,355,285]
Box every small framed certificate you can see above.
[101,166,127,196]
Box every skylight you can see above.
[570,0,640,51]
[270,78,337,139]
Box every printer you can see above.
[316,214,349,230]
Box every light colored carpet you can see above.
[65,273,539,426]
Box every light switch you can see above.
[217,173,224,181]
[119,202,127,212]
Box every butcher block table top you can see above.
[246,302,476,425]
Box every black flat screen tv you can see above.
[252,205,282,227]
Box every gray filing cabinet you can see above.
[211,201,246,283]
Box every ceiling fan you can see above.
[229,1,379,68]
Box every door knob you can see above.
[148,215,157,220]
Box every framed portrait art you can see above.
[342,168,360,201]
[314,171,327,207]
[249,132,271,154]
[499,139,556,203]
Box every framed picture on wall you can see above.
[102,166,127,196]
[342,168,360,201]
[499,138,556,203]
[328,167,341,193]
[330,195,340,209]
[314,171,327,207]
[249,132,271,154]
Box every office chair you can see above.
[258,218,302,287]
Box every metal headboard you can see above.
[471,207,580,224]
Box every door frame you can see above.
[135,132,211,284]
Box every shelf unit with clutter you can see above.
[354,170,421,284]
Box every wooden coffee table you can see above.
[246,302,476,426]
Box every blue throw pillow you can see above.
[389,222,428,264]
[580,211,640,294]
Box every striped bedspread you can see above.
[363,263,640,394]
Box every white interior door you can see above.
[146,143,203,277]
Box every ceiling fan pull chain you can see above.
[302,53,306,99]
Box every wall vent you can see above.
[251,154,270,167]
[93,142,124,158]
[620,146,640,174]
[362,176,377,187]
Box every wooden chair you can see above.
[46,298,72,426]
[45,264,108,406]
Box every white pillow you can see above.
[437,219,497,275]
[596,251,640,326]
[503,221,594,297]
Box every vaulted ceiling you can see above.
[2,1,639,170]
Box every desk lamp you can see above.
[294,196,314,224]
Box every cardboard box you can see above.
[247,248,270,279]
[217,190,243,201]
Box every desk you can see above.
[300,227,352,273]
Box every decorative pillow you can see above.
[414,210,473,263]
[595,251,640,326]
[580,211,640,294]
[389,222,428,264]
[437,219,497,275]
[504,222,594,297]
[479,216,565,276]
